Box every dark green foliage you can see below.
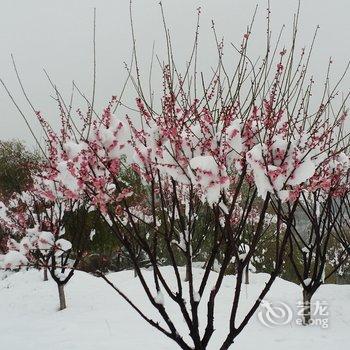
[0,140,41,200]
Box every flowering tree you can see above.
[2,5,349,349]
[327,237,350,283]
[333,191,350,251]
[24,7,350,346]
[0,167,92,310]
[331,192,350,281]
[288,151,350,324]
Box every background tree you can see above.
[0,140,40,200]
[0,169,93,310]
[288,152,350,324]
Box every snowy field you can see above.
[1,267,349,350]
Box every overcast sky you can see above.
[0,0,349,148]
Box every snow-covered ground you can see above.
[1,267,349,349]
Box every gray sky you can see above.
[1,0,349,148]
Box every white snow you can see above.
[55,239,72,256]
[246,144,273,199]
[246,137,318,200]
[193,292,201,302]
[0,267,349,350]
[37,231,55,251]
[303,278,312,287]
[1,251,28,269]
[56,161,79,192]
[63,141,86,159]
[188,156,228,205]
[90,229,96,241]
[154,290,164,305]
[224,120,243,160]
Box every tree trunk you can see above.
[244,264,249,285]
[185,262,191,282]
[220,338,234,350]
[43,267,48,281]
[302,290,311,325]
[58,284,67,311]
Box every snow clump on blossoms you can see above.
[189,156,229,205]
[246,135,318,200]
